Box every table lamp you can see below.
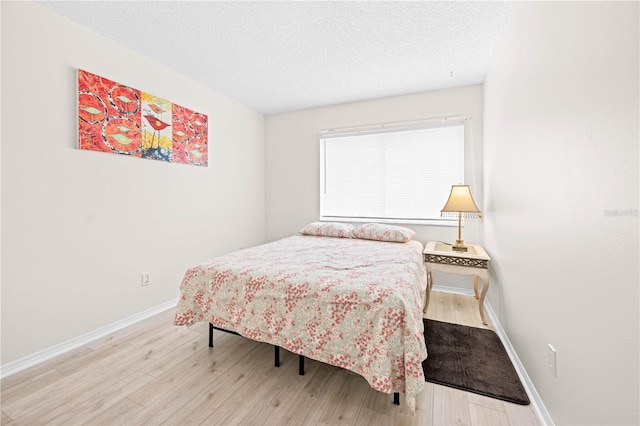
[441,185,482,252]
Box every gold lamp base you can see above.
[452,239,468,252]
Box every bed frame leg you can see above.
[208,323,214,348]
[299,355,305,375]
[393,392,400,405]
[275,346,280,367]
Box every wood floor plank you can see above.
[355,407,395,425]
[52,341,132,377]
[45,316,184,377]
[162,341,276,425]
[433,384,472,426]
[435,291,457,324]
[127,333,247,407]
[0,368,65,407]
[423,289,441,321]
[0,291,539,426]
[40,371,154,426]
[228,352,323,425]
[80,398,144,426]
[504,401,540,426]
[7,367,150,425]
[358,379,398,419]
[0,345,94,391]
[469,402,510,426]
[390,400,416,426]
[139,333,209,378]
[2,322,201,421]
[454,292,485,328]
[467,392,506,412]
[271,362,346,426]
[123,337,267,425]
[2,410,13,425]
[413,380,435,426]
[316,370,369,425]
[85,308,175,350]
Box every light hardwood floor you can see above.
[1,291,539,425]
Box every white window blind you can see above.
[320,122,464,224]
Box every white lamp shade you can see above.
[441,185,482,216]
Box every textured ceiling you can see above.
[38,1,514,115]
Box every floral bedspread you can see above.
[174,235,428,408]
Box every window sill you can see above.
[320,216,462,227]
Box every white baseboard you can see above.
[0,298,178,379]
[431,285,554,426]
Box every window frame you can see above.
[319,120,467,227]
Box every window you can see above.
[320,122,464,225]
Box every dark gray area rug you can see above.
[423,319,530,405]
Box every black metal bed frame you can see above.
[208,323,400,405]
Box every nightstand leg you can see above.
[473,275,480,299]
[478,275,489,325]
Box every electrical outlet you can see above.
[141,272,151,286]
[547,344,557,377]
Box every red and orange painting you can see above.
[77,69,208,167]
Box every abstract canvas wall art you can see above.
[77,69,208,166]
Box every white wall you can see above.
[265,85,484,250]
[483,2,639,425]
[1,2,265,364]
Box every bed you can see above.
[173,222,429,411]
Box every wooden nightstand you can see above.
[423,241,491,325]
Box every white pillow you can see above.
[299,222,355,238]
[352,223,415,243]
